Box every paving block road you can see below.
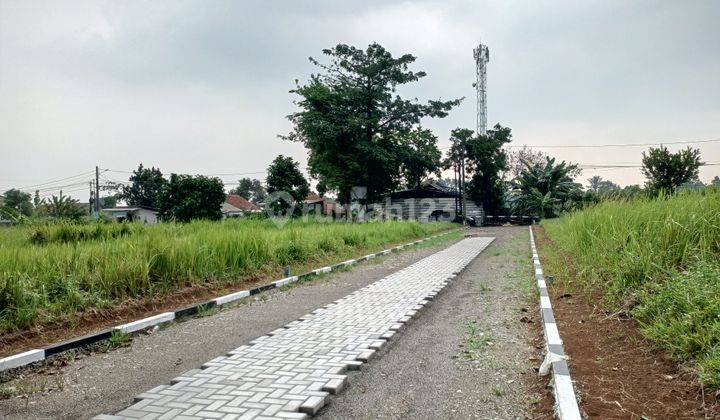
[97,237,494,420]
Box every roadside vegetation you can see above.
[542,187,720,388]
[0,219,451,334]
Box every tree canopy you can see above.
[44,192,86,220]
[400,127,442,189]
[587,175,620,194]
[229,178,267,203]
[265,155,310,216]
[157,175,225,222]
[284,43,460,203]
[447,124,512,215]
[642,146,702,194]
[1,189,33,216]
[119,164,167,208]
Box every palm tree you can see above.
[46,192,86,220]
[511,157,582,218]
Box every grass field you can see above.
[541,187,720,388]
[0,219,452,335]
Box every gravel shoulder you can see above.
[0,234,461,419]
[317,226,542,419]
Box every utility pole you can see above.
[453,162,458,216]
[89,181,94,211]
[95,166,100,214]
[460,148,467,227]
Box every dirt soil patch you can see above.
[534,226,720,419]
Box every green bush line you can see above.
[0,219,452,334]
[541,187,720,388]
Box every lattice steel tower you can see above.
[473,42,490,136]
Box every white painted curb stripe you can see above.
[115,312,175,334]
[545,322,563,345]
[529,226,581,420]
[274,276,299,287]
[214,290,251,305]
[312,266,332,275]
[0,349,45,371]
[555,375,580,418]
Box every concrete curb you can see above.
[0,229,459,373]
[529,226,582,420]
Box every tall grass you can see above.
[29,222,143,245]
[0,219,451,334]
[542,187,720,387]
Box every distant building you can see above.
[222,195,261,218]
[221,202,243,218]
[303,193,346,218]
[102,206,158,224]
[374,185,483,223]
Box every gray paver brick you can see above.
[100,237,492,419]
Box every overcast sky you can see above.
[1,0,719,200]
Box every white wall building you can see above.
[102,206,159,224]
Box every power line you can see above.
[33,181,90,192]
[11,170,96,190]
[506,138,720,149]
[439,137,720,151]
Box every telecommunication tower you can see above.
[473,42,490,136]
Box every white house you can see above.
[102,206,159,224]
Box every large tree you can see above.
[448,125,512,215]
[157,175,225,222]
[119,164,167,208]
[229,178,267,203]
[641,146,702,194]
[1,189,33,216]
[400,127,442,189]
[284,43,460,203]
[265,155,310,216]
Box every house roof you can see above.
[304,193,323,204]
[226,195,261,212]
[384,185,459,199]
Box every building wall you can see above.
[371,197,484,223]
[136,208,158,224]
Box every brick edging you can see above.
[0,229,459,373]
[529,226,582,420]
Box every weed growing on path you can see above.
[462,320,492,359]
[103,330,132,350]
